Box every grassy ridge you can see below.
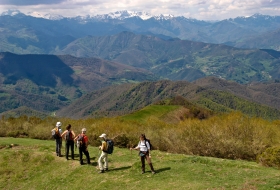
[1,137,280,190]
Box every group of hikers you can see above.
[51,121,156,174]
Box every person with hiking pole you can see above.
[52,121,63,157]
[74,128,90,165]
[98,133,109,173]
[130,134,156,174]
[61,124,76,160]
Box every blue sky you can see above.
[0,0,279,20]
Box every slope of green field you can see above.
[1,137,279,190]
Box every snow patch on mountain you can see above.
[1,9,21,16]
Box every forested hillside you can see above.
[56,80,280,120]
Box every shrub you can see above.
[1,112,280,162]
[7,130,28,137]
[175,112,277,160]
[257,146,280,168]
[112,134,130,148]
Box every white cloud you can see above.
[0,0,279,20]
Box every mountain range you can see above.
[2,28,280,84]
[1,51,280,120]
[0,10,280,52]
[1,10,280,119]
[54,31,280,84]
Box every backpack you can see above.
[65,130,73,141]
[104,139,114,154]
[51,128,59,139]
[144,139,153,150]
[76,134,84,148]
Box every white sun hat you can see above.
[56,121,62,127]
[99,133,107,138]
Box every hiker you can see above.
[130,134,156,174]
[53,121,63,157]
[61,124,76,160]
[74,128,90,165]
[98,133,109,173]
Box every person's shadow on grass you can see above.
[73,153,96,159]
[155,167,171,173]
[109,166,131,171]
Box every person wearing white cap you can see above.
[74,128,90,165]
[53,121,63,157]
[98,133,108,173]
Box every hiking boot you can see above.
[105,168,108,171]
[141,166,145,174]
[98,170,105,174]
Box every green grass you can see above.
[1,137,280,190]
[121,105,180,121]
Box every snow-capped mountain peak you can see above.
[26,12,45,18]
[26,12,64,20]
[1,9,22,16]
[0,9,174,21]
[92,10,150,20]
[92,10,174,20]
[0,9,64,20]
[42,14,64,20]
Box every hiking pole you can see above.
[130,148,132,166]
[129,141,132,166]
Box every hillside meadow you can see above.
[1,137,280,190]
